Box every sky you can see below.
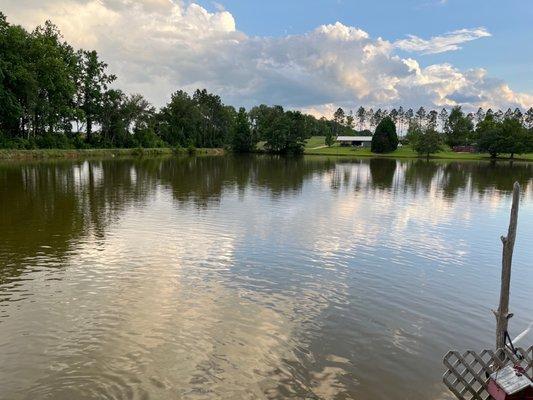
[2,0,533,117]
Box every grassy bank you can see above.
[0,147,225,160]
[3,138,533,162]
[304,136,533,161]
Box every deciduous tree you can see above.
[77,50,116,142]
[230,107,255,153]
[444,106,473,148]
[410,126,442,159]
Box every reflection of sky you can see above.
[1,158,533,400]
[213,160,533,399]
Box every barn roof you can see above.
[336,136,373,141]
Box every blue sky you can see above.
[3,0,532,114]
[196,0,533,92]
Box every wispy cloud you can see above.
[395,27,491,54]
[416,0,449,11]
[212,1,226,12]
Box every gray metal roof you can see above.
[336,136,373,141]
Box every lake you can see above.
[1,155,532,400]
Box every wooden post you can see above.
[494,182,520,352]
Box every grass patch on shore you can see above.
[0,147,224,160]
[304,136,533,161]
[4,138,533,162]
[305,136,328,149]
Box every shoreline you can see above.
[303,148,533,162]
[0,148,225,160]
[1,147,531,162]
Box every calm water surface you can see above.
[1,156,533,400]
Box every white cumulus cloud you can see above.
[1,0,531,115]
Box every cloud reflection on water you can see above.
[1,156,533,400]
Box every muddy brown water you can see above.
[1,156,532,400]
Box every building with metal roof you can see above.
[336,136,373,147]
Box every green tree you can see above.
[525,108,533,130]
[30,21,79,138]
[253,106,309,154]
[444,106,474,147]
[477,116,528,159]
[372,108,383,128]
[397,106,405,134]
[325,128,335,147]
[284,110,310,154]
[126,94,160,148]
[193,89,235,148]
[389,108,398,127]
[263,109,290,153]
[504,108,513,120]
[98,91,157,148]
[0,13,37,141]
[405,108,414,129]
[346,111,355,129]
[501,118,528,159]
[476,116,503,158]
[475,107,485,126]
[99,89,129,146]
[156,90,200,146]
[513,108,523,124]
[333,107,345,137]
[438,108,448,132]
[416,106,426,127]
[0,14,81,146]
[426,110,438,130]
[409,126,442,159]
[356,106,366,130]
[366,108,375,129]
[249,104,283,141]
[333,107,345,126]
[77,50,116,142]
[371,117,398,153]
[230,107,255,153]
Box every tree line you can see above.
[332,106,533,133]
[333,105,533,159]
[400,106,533,159]
[0,13,356,154]
[1,12,532,157]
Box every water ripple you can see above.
[1,157,532,400]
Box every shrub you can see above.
[187,142,196,156]
[132,147,145,156]
[133,128,165,149]
[371,117,398,153]
[325,130,335,147]
[35,133,73,149]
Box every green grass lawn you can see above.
[304,136,533,161]
[304,136,327,149]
